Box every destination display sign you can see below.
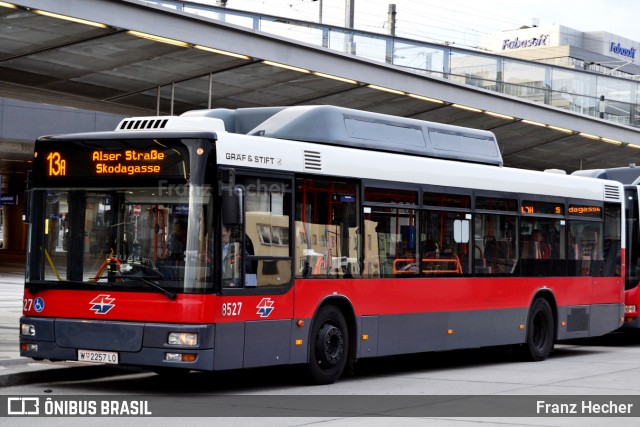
[520,201,602,218]
[521,200,564,215]
[568,204,602,218]
[33,139,189,186]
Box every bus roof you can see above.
[184,105,503,167]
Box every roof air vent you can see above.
[304,150,322,171]
[115,116,225,132]
[117,118,169,131]
[604,184,621,201]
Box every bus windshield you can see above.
[26,137,216,294]
[28,186,214,294]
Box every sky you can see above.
[197,0,640,49]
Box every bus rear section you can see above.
[20,105,625,385]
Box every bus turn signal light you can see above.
[181,354,197,362]
[20,343,38,352]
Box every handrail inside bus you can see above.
[43,247,63,281]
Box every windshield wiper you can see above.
[124,277,177,300]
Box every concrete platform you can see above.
[0,257,124,387]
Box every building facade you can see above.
[480,24,640,78]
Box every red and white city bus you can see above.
[20,105,625,384]
[573,166,640,328]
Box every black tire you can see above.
[307,305,349,385]
[524,298,555,361]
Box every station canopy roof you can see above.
[2,0,640,174]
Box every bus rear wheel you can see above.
[307,305,349,385]
[524,298,554,361]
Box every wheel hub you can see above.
[318,324,344,366]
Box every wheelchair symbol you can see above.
[34,297,45,313]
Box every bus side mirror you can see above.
[221,186,243,225]
[23,170,32,224]
[22,189,31,224]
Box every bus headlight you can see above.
[625,305,637,314]
[168,332,198,346]
[20,323,36,336]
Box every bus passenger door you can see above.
[217,173,295,369]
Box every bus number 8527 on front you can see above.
[222,302,242,317]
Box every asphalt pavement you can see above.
[0,253,124,388]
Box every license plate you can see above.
[78,349,119,364]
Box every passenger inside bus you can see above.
[421,237,438,258]
[161,219,187,280]
[167,220,187,258]
[521,229,551,259]
[532,230,552,259]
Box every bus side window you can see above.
[296,178,361,279]
[241,176,292,288]
[567,221,602,276]
[363,207,416,277]
[420,210,467,276]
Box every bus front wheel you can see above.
[307,305,349,385]
[524,298,554,361]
